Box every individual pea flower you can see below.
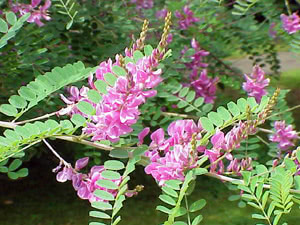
[269,120,298,151]
[131,0,153,9]
[11,0,51,27]
[175,6,200,30]
[242,65,270,103]
[190,69,219,104]
[280,13,300,34]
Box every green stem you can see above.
[285,0,292,15]
[184,195,192,225]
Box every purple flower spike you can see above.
[131,0,153,9]
[281,13,300,34]
[175,6,200,30]
[11,0,51,27]
[243,65,270,103]
[75,157,89,171]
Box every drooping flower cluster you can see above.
[55,157,135,202]
[175,6,199,30]
[11,0,51,26]
[243,65,270,103]
[269,120,298,150]
[202,121,256,174]
[190,69,219,104]
[182,38,218,104]
[281,13,300,34]
[144,120,202,185]
[131,0,153,9]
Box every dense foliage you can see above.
[1,0,300,225]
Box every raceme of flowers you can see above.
[202,121,256,174]
[243,65,270,103]
[281,13,300,34]
[143,118,256,185]
[175,6,199,30]
[11,0,51,27]
[269,120,298,151]
[59,45,164,142]
[54,157,135,202]
[182,38,218,104]
[144,120,201,186]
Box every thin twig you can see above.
[42,139,71,166]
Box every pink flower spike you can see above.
[242,65,270,103]
[175,6,200,30]
[138,127,150,145]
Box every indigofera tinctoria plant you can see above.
[0,1,300,225]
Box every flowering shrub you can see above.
[0,0,300,225]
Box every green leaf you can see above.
[101,170,121,180]
[0,166,8,173]
[133,50,144,62]
[104,160,125,170]
[228,195,240,201]
[189,199,206,212]
[71,114,86,126]
[159,194,176,206]
[16,168,28,177]
[8,159,22,171]
[91,201,112,210]
[192,215,203,225]
[183,48,196,56]
[199,117,214,132]
[193,168,208,176]
[194,97,204,107]
[173,222,188,225]
[237,98,248,112]
[66,20,73,30]
[165,180,182,190]
[93,190,115,201]
[144,45,153,56]
[0,104,18,117]
[89,222,106,225]
[227,102,240,117]
[162,186,178,198]
[96,179,118,189]
[94,80,108,94]
[207,112,223,127]
[112,65,127,76]
[18,87,36,101]
[8,95,27,109]
[156,205,171,214]
[7,171,18,179]
[0,18,8,33]
[179,87,189,98]
[251,214,266,220]
[89,211,111,219]
[77,101,95,116]
[87,90,102,104]
[217,106,232,121]
[109,149,129,158]
[186,91,196,102]
[6,12,17,25]
[104,73,118,86]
